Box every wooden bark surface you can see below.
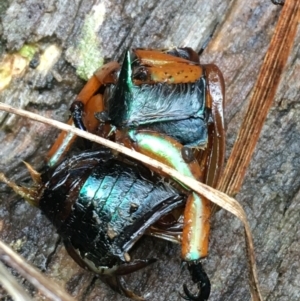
[0,1,300,300]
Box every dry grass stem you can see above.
[0,260,32,301]
[0,240,76,301]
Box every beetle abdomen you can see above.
[39,150,186,269]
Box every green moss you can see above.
[18,44,37,60]
[66,3,106,81]
[0,0,9,15]
[75,17,104,80]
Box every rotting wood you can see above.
[1,1,300,301]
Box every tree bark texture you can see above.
[0,1,299,301]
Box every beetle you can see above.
[1,48,225,301]
[48,47,225,300]
[0,148,189,300]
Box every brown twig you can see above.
[218,0,300,196]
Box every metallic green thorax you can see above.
[106,50,208,147]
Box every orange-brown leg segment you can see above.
[126,129,212,301]
[46,62,120,166]
[126,130,203,182]
[181,64,225,301]
[126,130,211,257]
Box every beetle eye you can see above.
[181,147,195,163]
[133,67,148,82]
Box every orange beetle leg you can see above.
[179,64,225,301]
[127,130,203,182]
[147,194,211,260]
[46,62,120,166]
[128,129,212,300]
[126,130,210,260]
[181,193,210,261]
[83,93,113,139]
[83,93,104,133]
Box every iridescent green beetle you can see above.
[2,48,225,301]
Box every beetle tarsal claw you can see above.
[180,283,206,301]
[180,261,211,301]
[104,275,145,301]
